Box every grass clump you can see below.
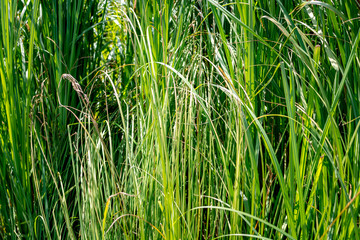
[1,0,360,239]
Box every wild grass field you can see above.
[1,0,360,239]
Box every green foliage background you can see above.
[1,0,360,239]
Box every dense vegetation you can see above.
[1,0,360,239]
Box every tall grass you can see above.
[1,0,360,239]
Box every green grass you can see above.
[1,0,360,239]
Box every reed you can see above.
[1,0,360,239]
